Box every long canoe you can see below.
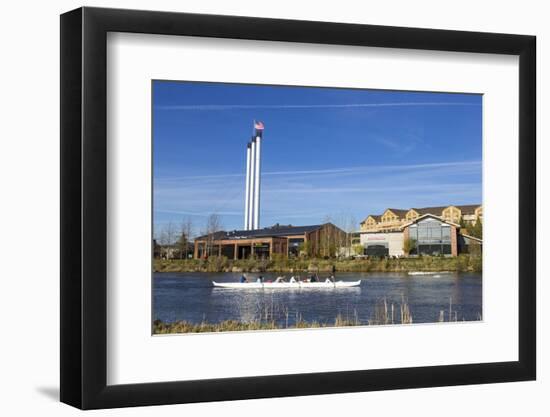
[212,280,361,289]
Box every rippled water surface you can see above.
[153,272,482,327]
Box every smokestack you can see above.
[244,142,251,230]
[253,134,261,229]
[248,138,256,230]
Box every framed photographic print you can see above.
[60,6,536,410]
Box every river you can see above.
[153,271,482,327]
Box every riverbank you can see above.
[153,255,482,273]
[153,310,408,333]
[153,317,360,333]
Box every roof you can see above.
[459,233,483,243]
[359,230,403,235]
[411,206,448,215]
[195,223,328,241]
[386,208,409,216]
[194,231,228,241]
[412,204,481,216]
[454,204,482,215]
[401,213,460,229]
[360,214,381,224]
[361,204,481,223]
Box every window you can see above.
[366,244,388,257]
[221,244,235,259]
[409,225,418,241]
[253,243,270,259]
[288,238,304,257]
[411,219,453,256]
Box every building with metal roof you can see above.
[194,223,346,260]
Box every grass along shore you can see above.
[153,296,477,334]
[153,318,359,333]
[154,302,409,334]
[154,254,482,274]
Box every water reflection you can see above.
[153,271,482,327]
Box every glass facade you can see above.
[221,244,235,259]
[365,244,389,257]
[237,245,252,259]
[288,238,304,257]
[408,218,452,256]
[253,243,270,259]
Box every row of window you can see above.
[365,243,452,257]
[410,244,452,256]
[408,221,452,244]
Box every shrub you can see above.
[153,253,482,273]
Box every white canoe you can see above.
[212,280,361,289]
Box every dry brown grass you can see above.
[154,255,482,274]
[153,317,363,334]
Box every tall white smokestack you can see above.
[253,134,261,229]
[248,138,256,230]
[244,143,251,230]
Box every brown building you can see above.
[361,213,482,257]
[194,223,346,260]
[360,204,482,233]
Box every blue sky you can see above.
[153,81,482,237]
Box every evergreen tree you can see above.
[459,217,469,234]
[472,218,483,239]
[403,238,417,256]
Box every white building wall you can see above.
[360,231,405,257]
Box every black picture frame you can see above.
[60,6,536,410]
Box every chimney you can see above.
[244,142,251,230]
[248,138,256,230]
[253,133,261,229]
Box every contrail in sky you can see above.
[157,102,480,111]
[156,160,481,181]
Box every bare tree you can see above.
[204,214,223,256]
[153,223,160,241]
[331,212,344,257]
[158,221,176,259]
[321,215,336,258]
[177,217,194,259]
[347,215,358,257]
[165,221,176,246]
[153,223,164,245]
[331,212,356,257]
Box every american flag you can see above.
[254,121,264,130]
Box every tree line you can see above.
[155,213,223,259]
